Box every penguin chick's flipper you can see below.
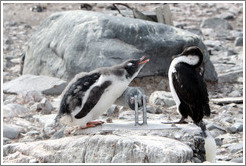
[161,116,188,124]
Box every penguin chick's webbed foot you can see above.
[80,121,105,129]
[161,116,188,124]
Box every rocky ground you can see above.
[2,3,244,163]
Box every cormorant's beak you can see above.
[138,56,150,65]
[172,54,182,59]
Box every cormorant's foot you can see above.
[162,116,188,125]
[161,121,188,124]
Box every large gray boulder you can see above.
[23,10,217,82]
[3,134,193,163]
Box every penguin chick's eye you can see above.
[127,62,133,67]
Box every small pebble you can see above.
[106,118,113,123]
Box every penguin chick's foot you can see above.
[80,121,105,129]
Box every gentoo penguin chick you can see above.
[114,86,146,110]
[166,46,216,162]
[55,57,149,128]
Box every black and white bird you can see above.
[166,46,216,162]
[55,57,149,128]
[166,46,210,125]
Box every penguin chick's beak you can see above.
[138,56,150,65]
[172,54,182,59]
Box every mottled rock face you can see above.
[3,134,193,163]
[23,10,217,82]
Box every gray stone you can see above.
[228,143,243,154]
[3,103,29,118]
[30,103,39,112]
[214,138,223,146]
[210,128,225,138]
[146,105,155,114]
[227,49,237,56]
[3,135,193,163]
[216,29,233,40]
[227,126,237,134]
[203,40,221,48]
[51,127,65,139]
[3,137,12,145]
[228,90,241,97]
[3,95,17,105]
[200,17,233,30]
[96,3,107,8]
[206,123,226,132]
[221,116,233,124]
[24,24,32,29]
[149,91,175,107]
[106,105,119,117]
[218,70,243,83]
[3,74,67,95]
[173,131,182,139]
[228,122,243,133]
[157,79,166,90]
[174,22,186,29]
[33,114,57,136]
[37,98,55,115]
[237,77,243,83]
[230,30,243,38]
[25,131,40,136]
[235,37,243,46]
[155,107,163,114]
[193,157,202,163]
[220,12,234,20]
[186,28,204,40]
[234,122,243,132]
[4,37,13,45]
[118,111,135,120]
[3,125,21,139]
[228,5,242,15]
[200,28,215,37]
[19,90,43,103]
[7,21,18,26]
[34,114,57,126]
[106,118,113,123]
[230,157,243,163]
[22,10,217,82]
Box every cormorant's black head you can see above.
[172,46,203,67]
[123,57,149,80]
